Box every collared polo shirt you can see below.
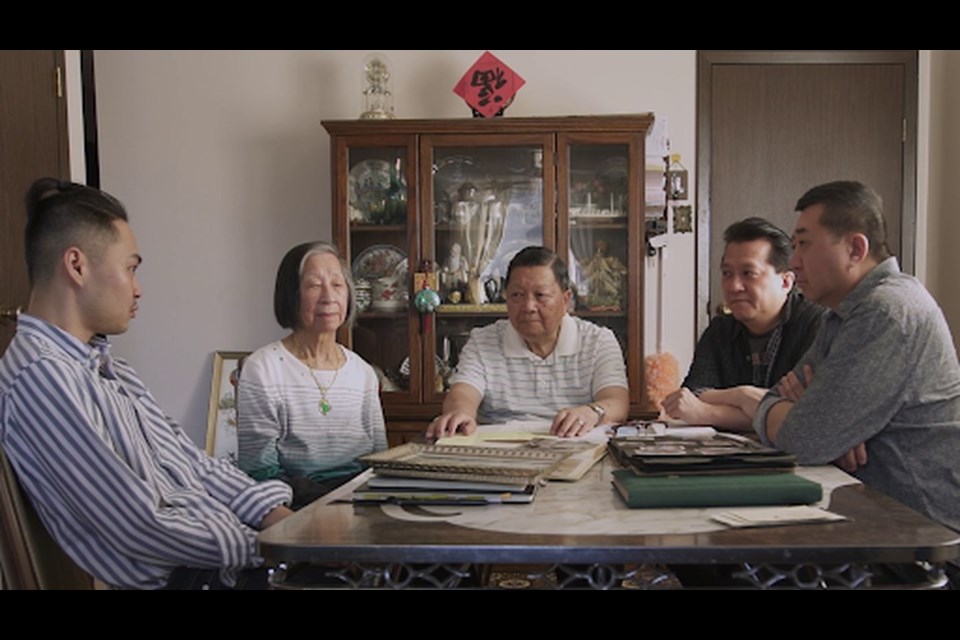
[450,315,628,423]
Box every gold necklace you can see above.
[304,351,342,416]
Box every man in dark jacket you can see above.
[663,217,824,430]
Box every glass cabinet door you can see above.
[422,135,555,403]
[335,137,420,404]
[558,135,644,405]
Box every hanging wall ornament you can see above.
[413,262,442,335]
[453,51,525,118]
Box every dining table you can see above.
[257,449,960,589]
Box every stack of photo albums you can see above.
[354,438,603,506]
[607,429,823,509]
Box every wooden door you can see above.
[697,51,917,332]
[0,51,70,352]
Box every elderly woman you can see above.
[238,241,387,509]
[428,246,629,439]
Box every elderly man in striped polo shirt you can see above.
[428,246,629,439]
[0,178,293,589]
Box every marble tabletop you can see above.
[258,457,960,566]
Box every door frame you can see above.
[80,50,100,188]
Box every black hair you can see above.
[506,246,570,291]
[795,181,891,261]
[273,241,355,330]
[722,217,792,273]
[24,177,129,285]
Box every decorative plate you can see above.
[352,244,407,280]
[393,257,409,284]
[433,155,490,192]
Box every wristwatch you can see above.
[587,403,606,422]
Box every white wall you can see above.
[94,50,698,445]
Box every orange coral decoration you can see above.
[643,352,680,414]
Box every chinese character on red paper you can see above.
[453,51,525,118]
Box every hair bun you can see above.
[25,177,70,219]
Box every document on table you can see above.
[711,506,848,528]
[438,420,608,445]
[612,421,717,439]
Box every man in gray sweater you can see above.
[744,181,960,541]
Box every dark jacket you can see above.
[682,291,825,391]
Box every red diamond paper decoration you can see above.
[453,51,525,118]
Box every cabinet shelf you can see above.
[569,218,628,230]
[437,304,507,316]
[350,223,406,233]
[574,310,627,318]
[357,311,408,320]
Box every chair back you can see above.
[0,447,93,590]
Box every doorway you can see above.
[696,50,918,335]
[0,50,71,353]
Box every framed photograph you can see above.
[673,204,693,233]
[205,351,250,463]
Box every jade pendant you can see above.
[319,399,331,415]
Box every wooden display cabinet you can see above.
[323,115,653,445]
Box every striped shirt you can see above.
[0,315,292,589]
[236,341,387,482]
[450,316,628,423]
